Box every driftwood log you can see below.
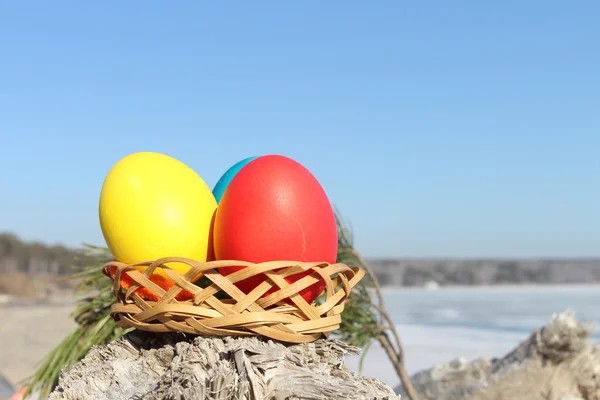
[48,331,398,400]
[48,309,600,400]
[397,310,600,400]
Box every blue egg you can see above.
[212,156,259,203]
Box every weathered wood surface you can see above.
[49,331,398,400]
[397,310,600,400]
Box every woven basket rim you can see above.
[105,257,364,343]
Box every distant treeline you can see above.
[0,233,100,276]
[2,231,600,287]
[368,258,600,287]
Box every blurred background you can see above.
[1,0,599,396]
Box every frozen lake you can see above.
[345,284,600,389]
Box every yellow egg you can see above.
[99,152,217,276]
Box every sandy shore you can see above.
[0,301,76,388]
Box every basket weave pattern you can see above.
[104,257,364,343]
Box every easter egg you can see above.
[212,156,258,204]
[213,155,338,303]
[99,152,217,277]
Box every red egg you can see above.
[214,155,338,304]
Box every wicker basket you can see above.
[104,257,364,343]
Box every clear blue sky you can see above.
[0,1,598,258]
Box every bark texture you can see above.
[397,310,600,400]
[49,331,398,400]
